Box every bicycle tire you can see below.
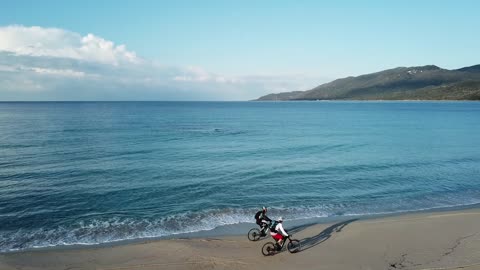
[262,242,276,256]
[248,228,261,241]
[287,239,301,253]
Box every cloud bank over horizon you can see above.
[0,25,326,101]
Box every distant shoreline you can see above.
[253,99,480,102]
[256,65,480,101]
[0,99,479,103]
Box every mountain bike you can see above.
[247,221,270,241]
[261,235,301,256]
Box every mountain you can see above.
[256,65,480,101]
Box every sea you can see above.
[1,101,479,252]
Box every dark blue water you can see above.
[1,101,480,251]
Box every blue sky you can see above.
[0,1,479,100]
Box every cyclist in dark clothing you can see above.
[254,206,272,236]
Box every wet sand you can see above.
[2,208,480,270]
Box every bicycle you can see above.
[247,221,270,241]
[261,235,301,256]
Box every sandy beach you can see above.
[2,208,480,270]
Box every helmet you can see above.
[278,217,283,222]
[262,206,267,212]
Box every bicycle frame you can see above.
[261,235,301,256]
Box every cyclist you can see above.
[254,206,271,236]
[269,217,289,250]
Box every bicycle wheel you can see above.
[248,228,261,241]
[262,242,276,256]
[287,239,301,253]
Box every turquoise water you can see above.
[1,101,479,251]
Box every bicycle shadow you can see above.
[292,219,358,252]
[288,222,322,235]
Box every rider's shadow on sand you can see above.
[289,219,358,252]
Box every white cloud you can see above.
[0,25,329,100]
[172,66,240,83]
[0,25,140,65]
[29,67,86,78]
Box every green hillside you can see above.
[257,65,480,101]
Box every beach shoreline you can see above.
[4,202,480,255]
[2,207,480,270]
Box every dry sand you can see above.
[2,208,480,270]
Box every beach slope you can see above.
[2,209,480,270]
